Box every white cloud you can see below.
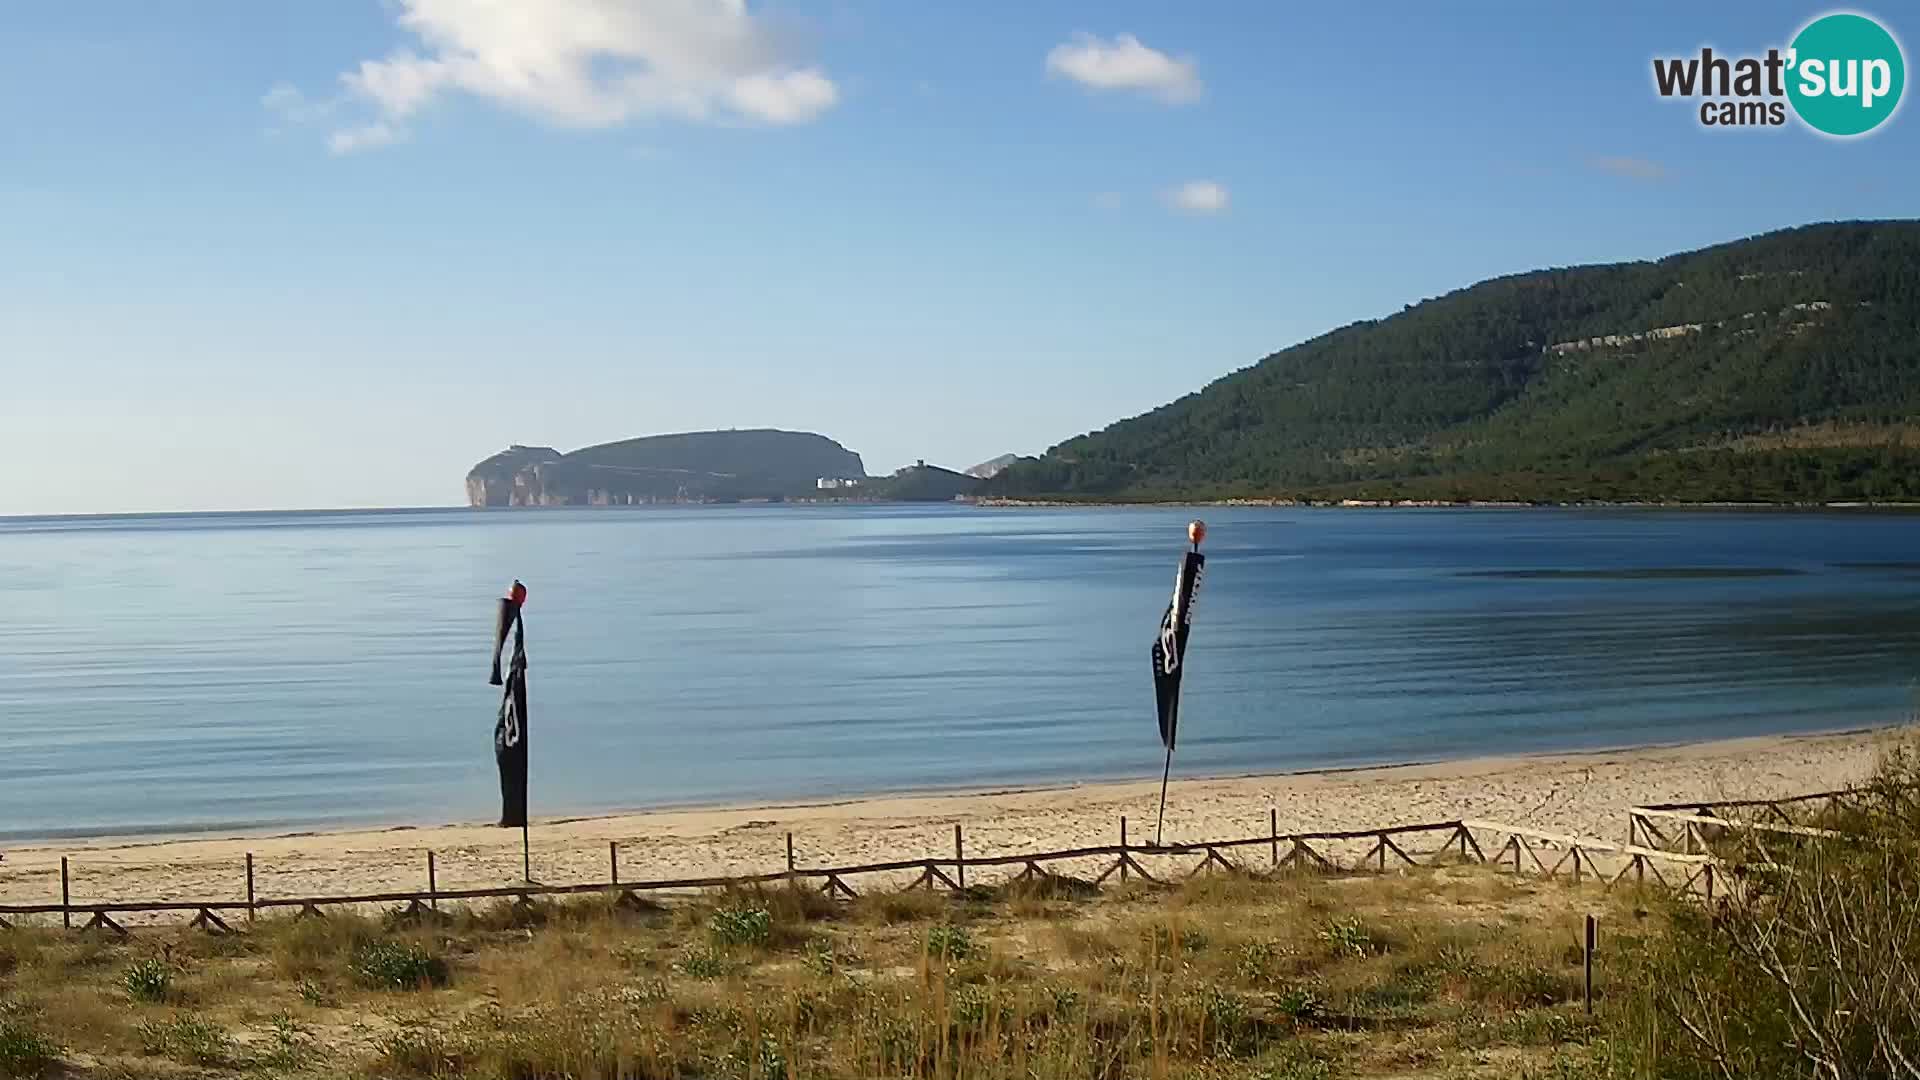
[294,0,839,152]
[1588,155,1667,181]
[1046,33,1201,104]
[328,122,406,155]
[261,81,331,125]
[1164,180,1229,214]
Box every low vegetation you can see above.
[0,862,1646,1079]
[3,744,1913,1078]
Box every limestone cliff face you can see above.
[466,446,563,507]
[464,430,866,507]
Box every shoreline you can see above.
[971,497,1920,510]
[10,721,1898,853]
[1,726,1901,914]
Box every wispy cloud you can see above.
[1046,33,1202,104]
[328,122,405,156]
[1164,180,1229,214]
[260,81,334,134]
[1588,155,1668,182]
[276,0,840,154]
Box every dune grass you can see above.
[0,859,1662,1080]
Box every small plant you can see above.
[925,924,975,962]
[1317,916,1375,958]
[802,937,843,977]
[1044,984,1082,1017]
[260,1012,313,1070]
[122,957,174,1003]
[950,983,992,1027]
[709,905,773,948]
[349,939,449,990]
[137,1016,231,1067]
[296,978,336,1007]
[0,1017,62,1080]
[1274,982,1325,1020]
[674,945,733,980]
[717,1033,786,1079]
[1152,923,1209,955]
[1236,939,1282,985]
[1195,986,1254,1055]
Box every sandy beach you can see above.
[0,727,1897,917]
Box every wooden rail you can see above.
[0,812,1730,934]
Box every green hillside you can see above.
[988,221,1920,503]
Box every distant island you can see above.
[987,220,1920,504]
[466,430,984,506]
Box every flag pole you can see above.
[1154,742,1173,847]
[1151,525,1205,849]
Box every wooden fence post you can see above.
[786,832,796,876]
[1269,809,1279,869]
[1583,914,1596,1015]
[427,851,438,912]
[1120,816,1129,885]
[61,857,71,930]
[954,824,965,891]
[609,841,620,886]
[246,854,256,924]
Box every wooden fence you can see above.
[0,813,1725,936]
[1627,785,1877,854]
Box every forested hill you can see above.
[987,221,1920,503]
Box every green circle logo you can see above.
[1787,13,1905,136]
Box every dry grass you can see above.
[0,865,1656,1079]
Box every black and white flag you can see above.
[489,585,529,829]
[1150,550,1205,751]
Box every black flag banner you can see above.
[489,580,529,829]
[1151,549,1205,752]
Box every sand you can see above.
[0,728,1897,918]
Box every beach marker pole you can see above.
[1154,744,1174,847]
[1583,914,1597,1015]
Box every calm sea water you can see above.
[3,506,1917,841]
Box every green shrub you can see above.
[925,924,975,962]
[709,906,772,948]
[1235,939,1282,985]
[1317,916,1376,958]
[1274,983,1325,1020]
[0,1018,61,1079]
[121,957,174,1003]
[349,939,448,990]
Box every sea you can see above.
[3,505,1917,841]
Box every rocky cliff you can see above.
[465,430,866,507]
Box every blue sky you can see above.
[2,2,1914,515]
